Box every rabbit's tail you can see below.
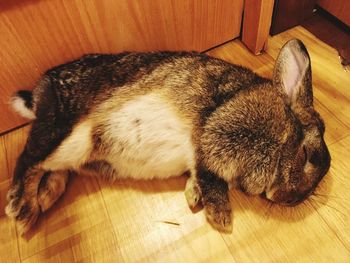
[10,90,36,120]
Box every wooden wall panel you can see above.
[242,0,275,54]
[270,0,317,35]
[0,136,9,216]
[0,136,8,182]
[317,0,350,26]
[0,0,244,133]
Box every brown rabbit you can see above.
[6,39,330,234]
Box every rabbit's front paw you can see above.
[5,184,40,235]
[185,176,202,209]
[204,202,232,233]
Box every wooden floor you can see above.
[1,26,350,263]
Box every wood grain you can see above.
[0,217,20,263]
[317,0,350,26]
[242,0,275,54]
[2,125,30,181]
[0,26,350,262]
[17,176,109,259]
[97,177,235,262]
[0,136,8,182]
[0,0,243,134]
[0,136,9,217]
[22,221,122,263]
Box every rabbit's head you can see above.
[202,39,330,206]
[263,39,331,205]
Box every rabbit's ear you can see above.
[273,39,313,108]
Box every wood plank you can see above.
[242,0,275,54]
[98,177,236,262]
[0,216,21,263]
[0,135,9,182]
[0,0,243,133]
[21,221,123,263]
[17,176,108,261]
[0,135,10,217]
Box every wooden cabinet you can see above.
[0,0,244,133]
[0,0,275,133]
[318,0,350,26]
[270,0,317,35]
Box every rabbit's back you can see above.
[34,52,264,119]
[34,51,266,180]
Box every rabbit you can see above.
[6,39,330,234]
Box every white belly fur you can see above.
[101,93,195,179]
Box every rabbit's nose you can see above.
[283,193,309,206]
[284,197,300,206]
[260,192,267,199]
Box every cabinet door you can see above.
[0,0,243,133]
[317,0,350,26]
[270,0,316,36]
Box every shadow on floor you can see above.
[302,8,350,70]
[22,165,334,240]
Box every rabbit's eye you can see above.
[309,149,321,165]
[319,121,325,134]
[304,145,321,166]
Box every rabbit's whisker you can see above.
[309,196,346,217]
[313,192,349,201]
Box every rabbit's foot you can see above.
[185,176,202,209]
[38,170,70,212]
[204,202,232,233]
[5,183,40,235]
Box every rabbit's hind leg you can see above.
[5,165,45,234]
[6,117,92,234]
[37,170,71,212]
[6,169,71,233]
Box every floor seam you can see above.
[315,97,350,131]
[329,133,350,146]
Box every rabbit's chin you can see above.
[263,188,312,206]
